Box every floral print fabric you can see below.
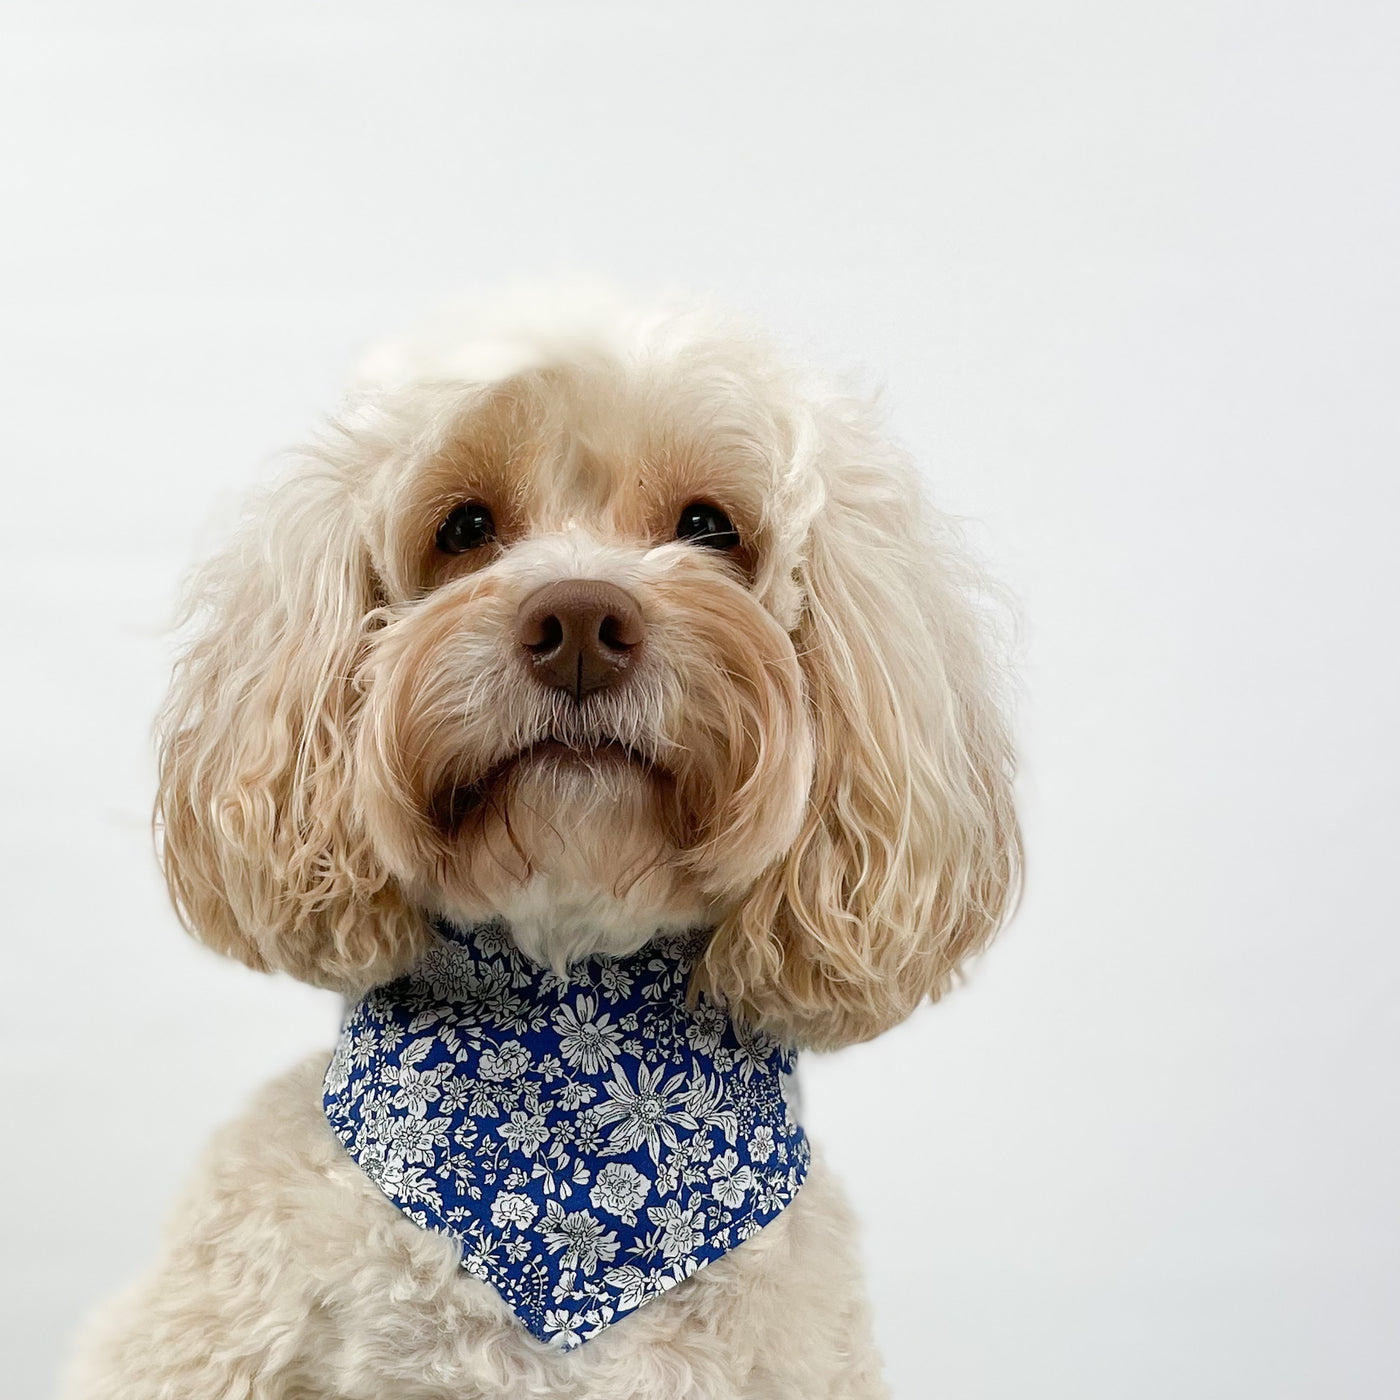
[323,921,809,1348]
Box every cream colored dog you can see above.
[63,292,1020,1399]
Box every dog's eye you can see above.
[436,502,496,554]
[675,502,739,551]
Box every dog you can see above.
[62,290,1021,1399]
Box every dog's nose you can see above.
[516,580,644,700]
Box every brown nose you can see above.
[516,579,645,700]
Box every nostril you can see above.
[525,613,564,655]
[597,613,635,653]
[516,580,644,698]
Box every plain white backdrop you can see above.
[4,3,1397,1396]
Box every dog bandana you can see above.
[323,920,809,1349]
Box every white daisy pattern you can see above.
[323,921,809,1349]
[553,995,624,1074]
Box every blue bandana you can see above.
[322,920,809,1349]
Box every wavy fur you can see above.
[75,290,1021,1399]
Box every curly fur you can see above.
[64,290,1021,1398]
[64,1058,883,1400]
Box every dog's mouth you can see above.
[429,738,662,834]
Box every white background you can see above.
[4,3,1397,1396]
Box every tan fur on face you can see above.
[694,403,1022,1048]
[352,528,812,967]
[156,295,1020,1043]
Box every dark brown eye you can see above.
[675,501,739,551]
[436,501,495,554]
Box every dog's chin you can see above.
[430,739,661,832]
[428,741,714,970]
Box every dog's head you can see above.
[157,295,1020,1049]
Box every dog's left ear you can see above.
[695,401,1022,1049]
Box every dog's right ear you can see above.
[155,449,426,991]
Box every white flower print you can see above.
[389,1064,445,1115]
[389,1114,451,1166]
[348,1023,379,1070]
[569,1107,605,1154]
[542,1308,582,1347]
[490,1191,539,1230]
[684,1002,727,1056]
[708,1149,756,1209]
[358,1143,404,1194]
[646,1200,703,1262]
[397,1166,445,1211]
[323,919,810,1349]
[355,1090,393,1142]
[324,1040,352,1095]
[749,1124,776,1163]
[603,1263,652,1311]
[553,1079,597,1111]
[680,1074,739,1145]
[730,1022,779,1082]
[596,963,634,1000]
[471,920,515,956]
[477,1040,530,1081]
[498,1110,549,1155]
[553,995,623,1074]
[462,1248,491,1281]
[579,1303,615,1335]
[588,1162,649,1223]
[753,1180,784,1215]
[415,942,476,1002]
[594,1061,699,1162]
[540,1203,619,1275]
[653,1152,684,1199]
[437,1076,473,1114]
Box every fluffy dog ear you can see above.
[155,453,426,991]
[695,405,1022,1049]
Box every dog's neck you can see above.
[433,878,716,977]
